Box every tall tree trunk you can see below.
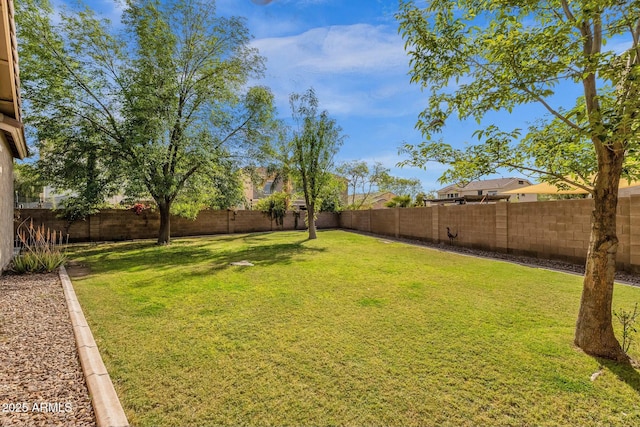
[307,203,317,240]
[157,200,171,245]
[574,152,627,362]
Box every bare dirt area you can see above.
[0,272,96,426]
[65,261,91,279]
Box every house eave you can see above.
[1,0,27,159]
[0,112,26,159]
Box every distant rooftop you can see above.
[438,177,532,193]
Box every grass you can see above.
[69,230,640,426]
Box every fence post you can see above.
[227,209,236,234]
[630,195,640,271]
[495,202,508,253]
[432,205,440,243]
[395,208,400,238]
[89,212,100,242]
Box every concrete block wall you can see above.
[339,197,640,273]
[629,197,640,269]
[370,209,396,237]
[315,211,340,229]
[617,197,631,270]
[438,203,497,251]
[341,210,371,233]
[507,199,592,264]
[399,208,432,240]
[14,208,339,242]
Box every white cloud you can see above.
[251,23,419,117]
[253,24,407,76]
[607,39,633,55]
[52,0,125,26]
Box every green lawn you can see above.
[69,230,640,426]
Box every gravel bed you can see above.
[0,272,96,426]
[348,230,640,287]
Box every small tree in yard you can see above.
[397,0,640,361]
[290,89,345,240]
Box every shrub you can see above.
[131,203,148,215]
[385,195,412,208]
[11,219,68,274]
[255,192,291,226]
[57,197,101,222]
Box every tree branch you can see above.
[215,115,254,150]
[41,31,125,143]
[516,84,584,131]
[467,54,582,131]
[560,0,576,25]
[170,164,202,202]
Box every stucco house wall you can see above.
[0,134,13,270]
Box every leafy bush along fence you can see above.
[340,196,640,273]
[14,209,340,243]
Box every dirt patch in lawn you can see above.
[65,261,92,278]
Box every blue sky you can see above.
[221,0,449,192]
[55,0,576,192]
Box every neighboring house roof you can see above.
[427,194,511,205]
[351,191,397,204]
[438,177,533,193]
[0,0,27,159]
[438,184,460,194]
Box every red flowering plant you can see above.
[131,203,148,215]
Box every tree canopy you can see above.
[336,160,387,209]
[397,0,639,190]
[378,173,423,199]
[336,160,423,209]
[397,0,640,361]
[17,0,276,243]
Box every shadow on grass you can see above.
[67,232,324,276]
[197,239,326,274]
[597,357,640,394]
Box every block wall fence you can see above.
[13,209,339,242]
[13,195,640,273]
[339,196,640,274]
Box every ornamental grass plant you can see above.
[11,218,68,274]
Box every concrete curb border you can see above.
[59,265,129,427]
